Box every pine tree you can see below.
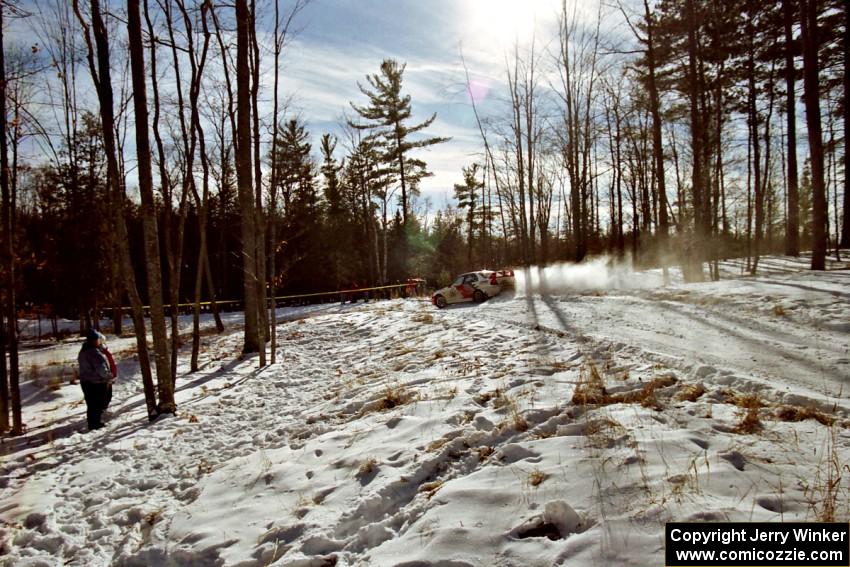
[269,118,320,292]
[343,135,388,284]
[272,119,312,213]
[453,163,484,266]
[349,59,449,226]
[320,134,351,289]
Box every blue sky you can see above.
[267,0,565,205]
[12,0,574,205]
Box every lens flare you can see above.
[466,78,490,104]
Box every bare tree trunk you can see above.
[507,53,529,264]
[760,67,777,264]
[827,99,839,259]
[685,0,706,281]
[381,196,389,284]
[236,0,261,352]
[523,41,537,265]
[128,0,175,413]
[799,0,828,270]
[784,0,801,255]
[557,3,600,263]
[641,0,669,276]
[841,0,850,248]
[269,0,283,365]
[184,0,213,372]
[461,51,510,264]
[746,117,753,272]
[0,310,6,431]
[372,207,381,284]
[614,102,625,255]
[204,251,224,332]
[147,0,188,390]
[74,0,158,419]
[0,5,21,434]
[167,8,192,388]
[749,48,763,275]
[249,0,267,366]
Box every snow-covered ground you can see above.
[2,254,849,566]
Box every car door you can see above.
[447,276,464,302]
[457,274,477,301]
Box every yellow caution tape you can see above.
[123,283,420,311]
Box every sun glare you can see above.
[465,0,562,47]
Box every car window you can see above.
[452,277,464,286]
[464,274,476,284]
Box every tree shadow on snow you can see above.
[1,355,265,481]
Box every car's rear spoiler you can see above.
[490,268,515,289]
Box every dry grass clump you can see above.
[476,446,494,460]
[585,417,622,437]
[378,385,413,410]
[427,438,449,452]
[617,375,677,410]
[571,363,607,405]
[572,363,676,411]
[510,405,529,432]
[528,469,546,487]
[492,390,511,409]
[733,393,763,409]
[803,428,847,522]
[677,383,706,402]
[197,458,214,476]
[412,312,434,324]
[720,389,835,430]
[389,346,416,358]
[144,509,163,526]
[419,480,444,498]
[546,359,571,371]
[776,405,835,427]
[476,388,499,405]
[773,304,787,317]
[734,394,764,434]
[357,457,379,478]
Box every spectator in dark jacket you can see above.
[78,328,114,430]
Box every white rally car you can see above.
[431,269,515,308]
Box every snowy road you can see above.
[476,270,850,404]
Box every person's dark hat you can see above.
[85,328,100,342]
